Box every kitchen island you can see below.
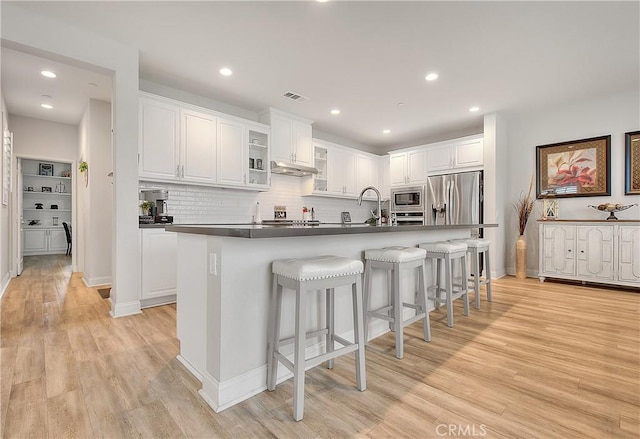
[165,222,497,413]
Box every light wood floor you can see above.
[1,255,638,438]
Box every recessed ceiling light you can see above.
[425,73,438,81]
[41,94,52,99]
[397,102,405,107]
[41,103,53,110]
[330,109,340,115]
[219,67,233,76]
[41,70,56,78]
[317,0,329,3]
[88,82,98,87]
[469,106,480,112]
[382,129,391,134]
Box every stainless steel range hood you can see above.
[270,161,318,177]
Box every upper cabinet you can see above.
[138,93,270,191]
[427,136,483,174]
[304,140,379,200]
[181,109,217,184]
[139,96,180,181]
[389,149,427,186]
[216,118,245,187]
[260,108,313,167]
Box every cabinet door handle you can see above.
[181,165,185,178]
[176,165,180,177]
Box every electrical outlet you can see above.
[209,253,217,275]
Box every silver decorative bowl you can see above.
[588,203,638,220]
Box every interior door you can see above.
[17,158,23,275]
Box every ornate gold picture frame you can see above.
[625,130,640,195]
[536,135,611,198]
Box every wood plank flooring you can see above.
[1,255,638,438]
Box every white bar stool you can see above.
[363,246,431,360]
[451,238,492,309]
[267,255,366,421]
[419,241,470,328]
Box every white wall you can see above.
[79,99,112,286]
[0,98,10,296]
[505,91,640,276]
[8,115,78,161]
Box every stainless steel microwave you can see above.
[391,186,424,212]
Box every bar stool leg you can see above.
[445,254,454,327]
[462,254,470,316]
[293,282,306,422]
[363,260,372,343]
[418,261,431,342]
[485,248,493,301]
[472,250,481,309]
[267,276,281,391]
[326,288,334,369]
[435,259,443,310]
[387,269,394,332]
[352,276,366,391]
[393,263,403,359]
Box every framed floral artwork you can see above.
[625,130,640,195]
[536,135,611,198]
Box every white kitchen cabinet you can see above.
[328,145,357,197]
[139,97,180,180]
[427,136,483,174]
[139,97,216,184]
[140,228,177,306]
[538,221,640,288]
[304,141,379,200]
[217,118,245,186]
[389,149,427,186]
[181,109,217,184]
[139,93,270,191]
[356,154,379,200]
[247,126,270,188]
[23,228,67,255]
[261,108,313,167]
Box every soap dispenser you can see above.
[254,202,262,225]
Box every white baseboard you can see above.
[109,300,142,318]
[141,295,176,309]
[0,271,10,300]
[176,355,203,382]
[81,274,112,288]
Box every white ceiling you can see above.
[2,1,639,153]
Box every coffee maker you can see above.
[139,189,173,224]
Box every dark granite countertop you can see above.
[165,223,498,239]
[139,223,173,229]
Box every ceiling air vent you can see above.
[282,91,309,102]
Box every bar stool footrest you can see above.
[277,328,329,347]
[274,344,360,374]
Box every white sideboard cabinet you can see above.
[538,220,639,288]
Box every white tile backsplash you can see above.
[140,175,379,224]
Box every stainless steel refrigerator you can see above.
[425,171,483,231]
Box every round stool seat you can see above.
[272,255,363,281]
[420,241,468,254]
[451,238,490,249]
[365,246,426,263]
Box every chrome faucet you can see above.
[357,186,382,226]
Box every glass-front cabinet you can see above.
[313,144,328,193]
[247,127,270,188]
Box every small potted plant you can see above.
[79,161,88,187]
[139,200,154,215]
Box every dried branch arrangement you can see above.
[514,175,535,235]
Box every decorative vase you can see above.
[515,235,527,279]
